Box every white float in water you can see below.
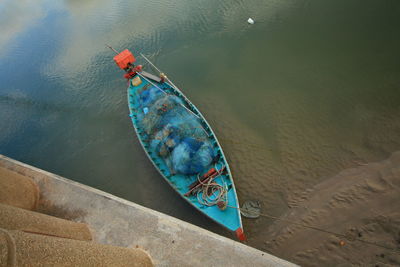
[247,18,255,24]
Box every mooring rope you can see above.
[227,205,400,253]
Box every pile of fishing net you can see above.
[136,85,216,175]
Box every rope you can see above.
[138,54,393,252]
[227,205,400,253]
[196,166,228,208]
[136,72,168,96]
[196,178,227,207]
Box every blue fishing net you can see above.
[136,85,215,175]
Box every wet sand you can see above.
[264,151,400,266]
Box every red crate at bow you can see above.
[113,49,135,69]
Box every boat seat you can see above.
[141,71,162,83]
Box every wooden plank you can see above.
[141,71,162,83]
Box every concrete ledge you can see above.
[0,155,296,267]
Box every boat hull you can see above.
[127,73,243,236]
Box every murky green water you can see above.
[1,0,400,248]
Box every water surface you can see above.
[1,0,400,248]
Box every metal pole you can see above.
[136,72,167,95]
[140,53,163,74]
[139,53,184,94]
[137,56,210,135]
[106,44,119,55]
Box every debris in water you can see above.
[247,18,255,25]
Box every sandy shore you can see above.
[263,151,400,266]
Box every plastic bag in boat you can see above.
[137,85,215,175]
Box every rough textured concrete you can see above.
[0,229,15,267]
[0,155,296,267]
[0,203,92,241]
[0,166,39,210]
[0,229,153,267]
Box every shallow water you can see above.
[1,0,400,248]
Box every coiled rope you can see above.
[196,178,228,208]
[196,165,228,209]
[227,205,400,253]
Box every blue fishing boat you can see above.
[110,47,245,241]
